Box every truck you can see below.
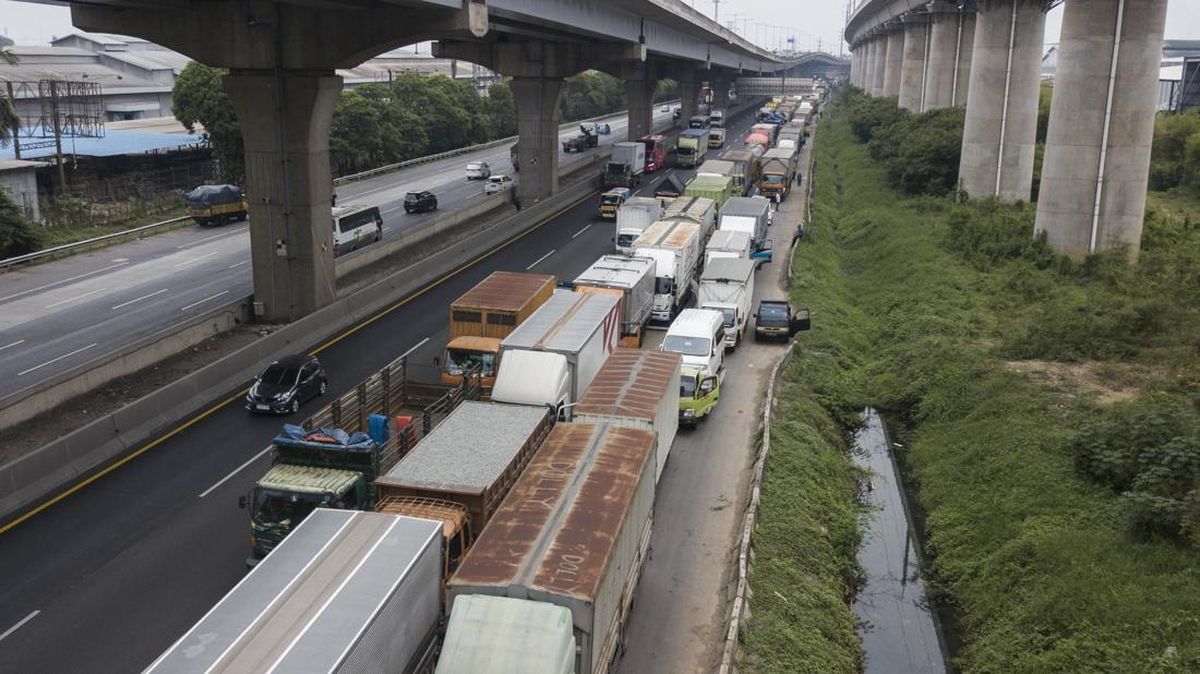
[598,187,632,219]
[638,134,668,172]
[704,229,752,265]
[663,195,718,243]
[719,148,763,196]
[440,271,557,391]
[688,114,708,129]
[491,290,622,418]
[150,509,444,674]
[708,126,726,149]
[684,173,736,213]
[446,421,656,674]
[614,196,662,253]
[633,220,702,324]
[184,184,247,226]
[602,141,646,189]
[744,127,771,150]
[697,159,735,182]
[562,125,598,153]
[436,595,576,674]
[678,366,721,427]
[574,348,681,482]
[718,196,772,250]
[778,128,805,150]
[573,255,656,347]
[676,128,708,168]
[758,147,797,201]
[698,257,757,351]
[709,109,726,127]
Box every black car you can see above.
[246,354,327,414]
[753,300,811,342]
[404,190,438,214]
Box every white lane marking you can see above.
[17,343,97,376]
[399,336,431,361]
[198,446,273,498]
[179,290,230,312]
[44,287,104,309]
[173,251,218,268]
[227,260,250,269]
[176,230,240,249]
[0,339,25,352]
[526,249,556,270]
[0,611,40,642]
[381,206,402,215]
[572,224,592,239]
[0,261,129,304]
[112,288,169,310]
[112,258,129,263]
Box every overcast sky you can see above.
[1,0,1198,57]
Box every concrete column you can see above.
[883,28,906,97]
[1034,0,1168,259]
[924,4,969,110]
[680,79,700,126]
[625,78,655,140]
[954,12,976,107]
[510,76,563,204]
[225,71,340,322]
[850,48,859,87]
[871,36,888,96]
[899,16,933,111]
[958,0,1047,201]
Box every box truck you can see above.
[758,147,797,201]
[602,142,646,189]
[614,196,662,254]
[573,255,656,347]
[676,128,708,167]
[633,220,702,324]
[718,196,771,250]
[698,257,757,351]
[684,174,736,213]
[662,195,717,243]
[704,229,753,265]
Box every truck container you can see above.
[437,595,575,674]
[662,195,717,243]
[676,128,708,168]
[574,347,681,482]
[638,134,668,173]
[718,196,771,250]
[696,159,735,181]
[441,271,556,390]
[446,422,656,674]
[684,174,736,213]
[151,509,443,674]
[751,122,778,144]
[603,142,646,189]
[719,148,763,196]
[758,147,797,201]
[633,220,702,324]
[573,255,656,347]
[704,229,753,265]
[708,126,726,149]
[492,291,622,417]
[614,196,663,254]
[698,257,757,350]
[778,128,804,149]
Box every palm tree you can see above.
[1,46,21,149]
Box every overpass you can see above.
[38,0,803,322]
[845,0,1169,261]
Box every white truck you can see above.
[573,255,657,347]
[662,195,717,244]
[633,220,702,325]
[698,257,757,351]
[718,196,772,251]
[614,196,663,254]
[696,159,735,180]
[436,595,575,674]
[491,290,621,419]
[662,308,726,376]
[705,229,753,265]
[603,141,647,189]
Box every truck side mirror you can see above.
[238,495,248,509]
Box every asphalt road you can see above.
[0,107,674,399]
[0,108,763,672]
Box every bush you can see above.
[846,93,906,143]
[0,188,42,257]
[1149,109,1200,192]
[870,107,966,196]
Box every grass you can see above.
[38,206,191,250]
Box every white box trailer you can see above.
[614,196,663,254]
[663,195,717,243]
[633,220,702,324]
[447,422,657,674]
[718,196,772,250]
[705,229,753,265]
[146,509,442,674]
[436,595,575,674]
[698,257,757,350]
[575,347,681,482]
[611,141,646,178]
[573,255,657,347]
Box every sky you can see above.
[1,0,1199,56]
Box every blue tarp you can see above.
[274,424,374,451]
[0,129,206,160]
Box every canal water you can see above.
[851,408,950,674]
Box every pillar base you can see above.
[511,76,563,204]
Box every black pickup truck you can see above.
[754,300,811,342]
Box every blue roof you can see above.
[0,130,207,160]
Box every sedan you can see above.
[246,354,327,414]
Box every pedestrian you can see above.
[796,170,803,187]
[512,191,522,212]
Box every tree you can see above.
[0,187,42,257]
[653,79,679,104]
[329,90,386,175]
[478,81,517,139]
[173,62,244,183]
[1,46,20,149]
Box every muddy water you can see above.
[851,408,950,674]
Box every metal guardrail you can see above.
[0,215,192,272]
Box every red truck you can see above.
[638,134,667,173]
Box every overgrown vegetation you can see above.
[845,88,965,196]
[1150,107,1200,193]
[0,187,42,257]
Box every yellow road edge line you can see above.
[0,186,596,536]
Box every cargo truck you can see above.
[758,147,797,201]
[696,158,735,181]
[709,109,725,127]
[573,255,656,347]
[708,127,726,149]
[698,257,757,350]
[638,134,668,172]
[678,366,721,427]
[684,173,736,213]
[614,196,663,253]
[719,148,763,196]
[676,128,708,168]
[440,271,556,391]
[602,141,646,189]
[598,187,632,219]
[718,196,772,250]
[446,422,656,674]
[688,115,708,129]
[574,348,681,482]
[633,220,702,324]
[437,595,576,674]
[704,230,753,265]
[663,195,717,243]
[184,184,248,226]
[151,509,444,674]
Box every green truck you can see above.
[684,173,737,213]
[678,366,720,427]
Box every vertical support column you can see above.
[625,78,655,141]
[871,36,888,96]
[511,76,563,204]
[899,15,932,111]
[958,0,1046,201]
[954,12,977,107]
[679,79,699,127]
[225,70,340,322]
[883,27,906,97]
[1035,0,1168,259]
[924,3,962,110]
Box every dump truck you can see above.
[719,148,763,196]
[446,422,656,674]
[437,595,576,674]
[151,509,443,674]
[718,196,772,250]
[184,184,248,226]
[614,196,663,254]
[663,194,718,243]
[758,147,797,201]
[440,271,557,392]
[633,220,702,324]
[684,173,736,213]
[698,257,757,351]
[676,128,708,168]
[573,254,656,347]
[574,348,680,482]
[562,125,598,152]
[708,126,726,149]
[602,141,646,189]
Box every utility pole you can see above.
[712,0,719,23]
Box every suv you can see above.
[753,300,811,342]
[484,175,513,195]
[466,161,491,180]
[404,190,438,214]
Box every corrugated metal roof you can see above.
[686,174,732,190]
[501,291,619,354]
[664,195,715,219]
[700,257,756,284]
[573,255,654,291]
[257,463,361,495]
[720,196,770,218]
[437,595,574,674]
[575,349,680,423]
[453,271,556,313]
[706,230,751,251]
[0,130,206,161]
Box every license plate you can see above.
[256,404,270,411]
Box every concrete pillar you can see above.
[954,12,976,107]
[625,78,655,141]
[871,36,888,96]
[511,76,563,204]
[959,0,1047,201]
[883,28,905,97]
[225,71,340,322]
[850,48,859,87]
[899,16,932,111]
[1034,0,1168,259]
[680,79,700,126]
[924,3,969,110]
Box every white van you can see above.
[661,308,725,376]
[331,204,383,256]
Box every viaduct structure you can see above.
[846,0,1169,260]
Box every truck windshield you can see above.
[616,233,638,249]
[711,307,735,328]
[444,348,496,376]
[253,490,324,529]
[680,375,697,398]
[655,276,674,295]
[601,194,624,205]
[677,146,695,156]
[758,304,789,323]
[763,175,785,185]
[663,335,711,357]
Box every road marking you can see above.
[399,336,430,360]
[17,343,97,376]
[112,288,169,310]
[0,339,25,352]
[381,206,402,215]
[526,249,556,270]
[174,251,218,268]
[179,290,229,312]
[44,287,104,309]
[177,230,241,249]
[0,611,39,642]
[198,447,273,498]
[227,260,250,269]
[0,261,129,304]
[572,224,591,239]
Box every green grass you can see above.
[39,207,190,250]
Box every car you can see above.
[660,104,671,112]
[404,190,438,214]
[466,161,491,180]
[246,354,327,414]
[484,174,513,195]
[753,300,811,342]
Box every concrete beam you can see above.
[899,14,932,111]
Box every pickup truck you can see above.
[753,300,811,342]
[563,126,598,153]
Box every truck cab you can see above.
[599,188,632,219]
[490,350,572,420]
[247,464,364,562]
[678,367,720,427]
[440,336,501,390]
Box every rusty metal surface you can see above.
[452,271,556,313]
[575,349,680,423]
[663,221,701,249]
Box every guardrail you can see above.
[0,215,192,272]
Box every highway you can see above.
[0,107,674,399]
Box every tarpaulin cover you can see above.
[274,424,374,450]
[185,184,241,209]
